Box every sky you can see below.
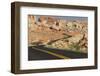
[29,15,88,22]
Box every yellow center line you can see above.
[32,47,70,59]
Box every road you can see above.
[28,45,87,61]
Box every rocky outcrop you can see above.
[28,15,88,53]
[68,34,83,44]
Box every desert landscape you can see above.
[28,15,88,60]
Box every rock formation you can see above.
[28,15,88,53]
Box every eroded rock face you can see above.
[50,40,69,49]
[47,17,57,25]
[68,34,83,44]
[28,15,36,27]
[58,20,67,30]
[39,16,47,25]
[28,15,88,53]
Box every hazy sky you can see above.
[29,15,88,22]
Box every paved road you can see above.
[28,47,62,60]
[28,45,87,61]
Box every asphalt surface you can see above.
[28,46,62,60]
[28,45,87,61]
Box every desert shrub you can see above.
[69,43,81,51]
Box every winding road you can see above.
[28,45,87,61]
